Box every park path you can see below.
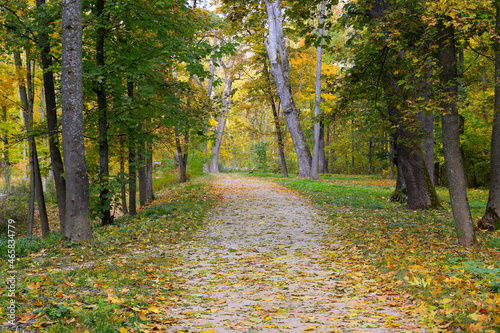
[166,174,426,332]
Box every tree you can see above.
[479,1,500,231]
[61,0,93,241]
[209,60,235,173]
[352,0,441,210]
[14,51,49,238]
[35,0,67,233]
[437,17,476,246]
[311,1,327,180]
[264,0,312,177]
[94,0,113,225]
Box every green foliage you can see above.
[89,177,123,222]
[188,150,210,178]
[0,232,64,260]
[0,181,30,234]
[252,141,269,171]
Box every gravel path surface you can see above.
[167,174,426,332]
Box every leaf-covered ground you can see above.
[1,173,498,332]
[264,173,500,333]
[165,174,425,332]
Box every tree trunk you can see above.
[209,75,233,173]
[146,142,155,202]
[318,122,328,173]
[32,138,49,237]
[390,155,406,203]
[61,0,93,241]
[128,141,137,216]
[36,0,67,234]
[368,0,440,210]
[119,136,128,215]
[311,0,327,180]
[203,38,218,174]
[27,154,35,237]
[138,139,147,207]
[393,124,440,210]
[175,125,189,183]
[264,0,312,177]
[368,139,373,174]
[127,81,137,216]
[479,2,500,231]
[270,96,288,177]
[2,106,11,192]
[96,0,112,225]
[437,18,476,246]
[419,111,434,185]
[14,52,50,238]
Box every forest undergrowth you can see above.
[0,179,220,333]
[254,173,500,332]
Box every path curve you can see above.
[167,174,426,332]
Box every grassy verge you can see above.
[263,174,500,332]
[0,178,219,333]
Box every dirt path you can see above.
[167,175,426,332]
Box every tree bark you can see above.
[61,0,93,241]
[175,125,189,183]
[119,136,128,215]
[128,141,137,215]
[36,0,66,233]
[127,81,137,216]
[389,105,441,210]
[263,59,288,177]
[479,2,500,231]
[270,96,288,177]
[418,111,434,184]
[264,0,312,177]
[146,142,154,202]
[138,138,147,207]
[390,155,406,203]
[209,75,233,173]
[2,106,11,192]
[318,122,328,173]
[437,18,476,246]
[96,0,112,225]
[311,0,327,180]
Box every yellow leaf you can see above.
[304,325,319,331]
[264,315,272,321]
[119,328,128,333]
[138,310,148,320]
[469,313,480,321]
[147,306,160,313]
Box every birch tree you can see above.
[264,0,312,177]
[311,1,327,180]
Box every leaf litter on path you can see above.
[166,174,426,332]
